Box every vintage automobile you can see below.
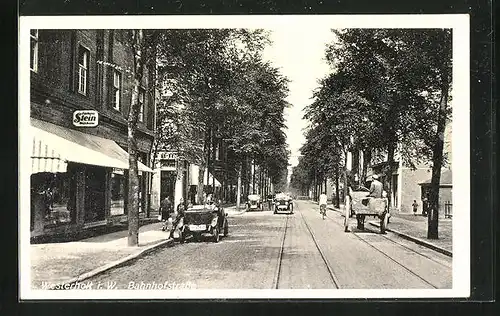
[174,203,229,243]
[344,185,389,234]
[274,193,294,214]
[246,194,263,211]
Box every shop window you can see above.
[30,29,38,72]
[78,45,89,95]
[31,172,76,228]
[110,169,125,216]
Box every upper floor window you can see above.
[30,30,38,72]
[112,70,121,111]
[77,45,89,95]
[138,88,145,122]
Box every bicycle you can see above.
[320,204,326,220]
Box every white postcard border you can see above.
[19,14,470,300]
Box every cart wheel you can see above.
[223,220,229,237]
[380,212,388,234]
[356,215,365,230]
[213,227,220,243]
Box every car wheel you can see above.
[213,227,220,243]
[193,233,201,242]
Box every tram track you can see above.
[272,203,341,289]
[325,210,452,268]
[323,210,444,289]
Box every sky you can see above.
[262,27,336,180]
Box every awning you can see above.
[418,170,453,186]
[30,118,153,174]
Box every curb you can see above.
[368,222,452,257]
[47,237,175,290]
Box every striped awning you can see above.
[31,135,68,174]
[30,118,153,174]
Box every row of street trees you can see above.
[124,29,290,246]
[290,28,452,239]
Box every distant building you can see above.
[366,122,452,214]
[29,30,156,240]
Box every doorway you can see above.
[84,165,106,223]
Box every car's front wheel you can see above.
[213,227,220,243]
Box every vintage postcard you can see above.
[19,14,470,299]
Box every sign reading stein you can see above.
[73,110,99,127]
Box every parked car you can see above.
[274,193,294,214]
[178,203,229,243]
[246,194,263,211]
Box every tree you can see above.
[127,30,148,246]
[300,29,452,238]
[153,29,289,207]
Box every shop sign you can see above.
[73,110,99,127]
[159,152,178,160]
[112,168,124,175]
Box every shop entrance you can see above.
[84,165,106,223]
[160,171,175,200]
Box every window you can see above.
[110,169,125,215]
[30,172,76,228]
[30,29,38,72]
[78,45,89,95]
[112,70,121,110]
[138,88,145,122]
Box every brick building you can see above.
[29,29,156,240]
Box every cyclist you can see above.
[319,191,328,218]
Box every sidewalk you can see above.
[326,204,452,256]
[374,213,452,254]
[30,222,172,289]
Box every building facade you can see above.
[366,122,453,214]
[29,29,156,240]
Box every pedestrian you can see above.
[412,200,418,216]
[160,196,173,231]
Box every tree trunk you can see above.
[428,76,449,239]
[197,166,205,205]
[352,146,359,185]
[212,132,216,194]
[362,149,371,187]
[252,159,256,194]
[206,129,211,189]
[127,29,144,247]
[343,150,349,206]
[385,141,396,210]
[335,167,340,208]
[236,163,242,209]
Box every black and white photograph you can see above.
[19,15,470,299]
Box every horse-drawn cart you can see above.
[343,186,389,234]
